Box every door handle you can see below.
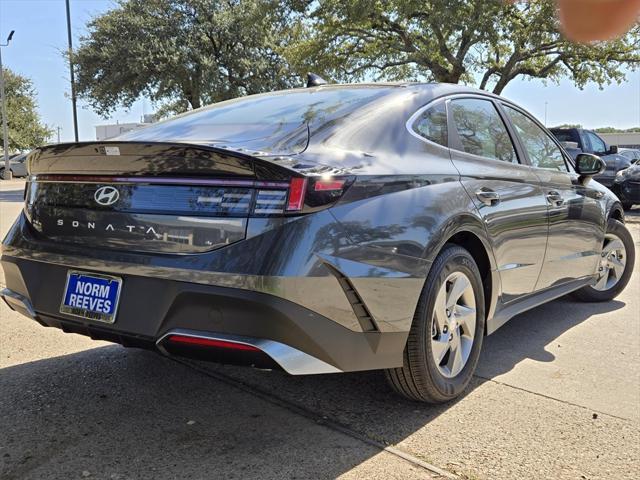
[475,189,500,206]
[546,191,564,207]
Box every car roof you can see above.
[313,81,502,97]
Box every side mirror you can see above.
[575,153,606,179]
[608,145,618,155]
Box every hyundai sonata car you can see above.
[1,83,635,403]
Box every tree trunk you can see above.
[189,96,201,110]
[492,74,512,95]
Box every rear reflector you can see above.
[286,177,308,211]
[166,334,260,351]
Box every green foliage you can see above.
[74,0,300,117]
[594,127,640,133]
[285,0,640,94]
[0,68,52,151]
[74,0,640,116]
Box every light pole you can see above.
[0,30,15,180]
[65,0,78,142]
[544,101,548,127]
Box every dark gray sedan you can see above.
[1,83,635,403]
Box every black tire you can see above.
[385,244,485,403]
[572,218,635,302]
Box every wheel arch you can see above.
[609,202,625,223]
[422,213,499,327]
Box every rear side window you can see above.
[412,103,448,147]
[504,106,567,172]
[450,98,517,163]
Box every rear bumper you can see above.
[0,255,408,374]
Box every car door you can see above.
[501,104,606,290]
[447,96,549,303]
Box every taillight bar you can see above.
[28,174,354,216]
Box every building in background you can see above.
[599,132,640,149]
[95,114,156,141]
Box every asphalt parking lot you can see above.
[1,179,638,480]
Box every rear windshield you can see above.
[118,87,391,145]
[551,130,578,143]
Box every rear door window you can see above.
[449,98,517,163]
[503,106,568,172]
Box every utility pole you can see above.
[1,30,15,180]
[65,0,78,142]
[57,126,61,143]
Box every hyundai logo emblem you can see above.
[94,186,120,206]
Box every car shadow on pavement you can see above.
[0,296,626,479]
[476,297,625,378]
[0,347,409,480]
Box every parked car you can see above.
[1,83,635,403]
[0,152,29,178]
[619,148,640,164]
[613,163,640,210]
[549,128,632,187]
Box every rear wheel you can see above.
[572,219,635,302]
[385,244,485,403]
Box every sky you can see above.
[1,0,639,144]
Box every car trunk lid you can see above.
[24,142,297,254]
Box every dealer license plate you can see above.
[60,271,122,323]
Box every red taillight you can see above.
[314,179,346,191]
[167,335,260,352]
[286,177,308,211]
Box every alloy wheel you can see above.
[431,272,477,378]
[593,233,627,291]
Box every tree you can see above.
[594,127,640,133]
[285,0,640,94]
[74,0,300,117]
[0,68,52,151]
